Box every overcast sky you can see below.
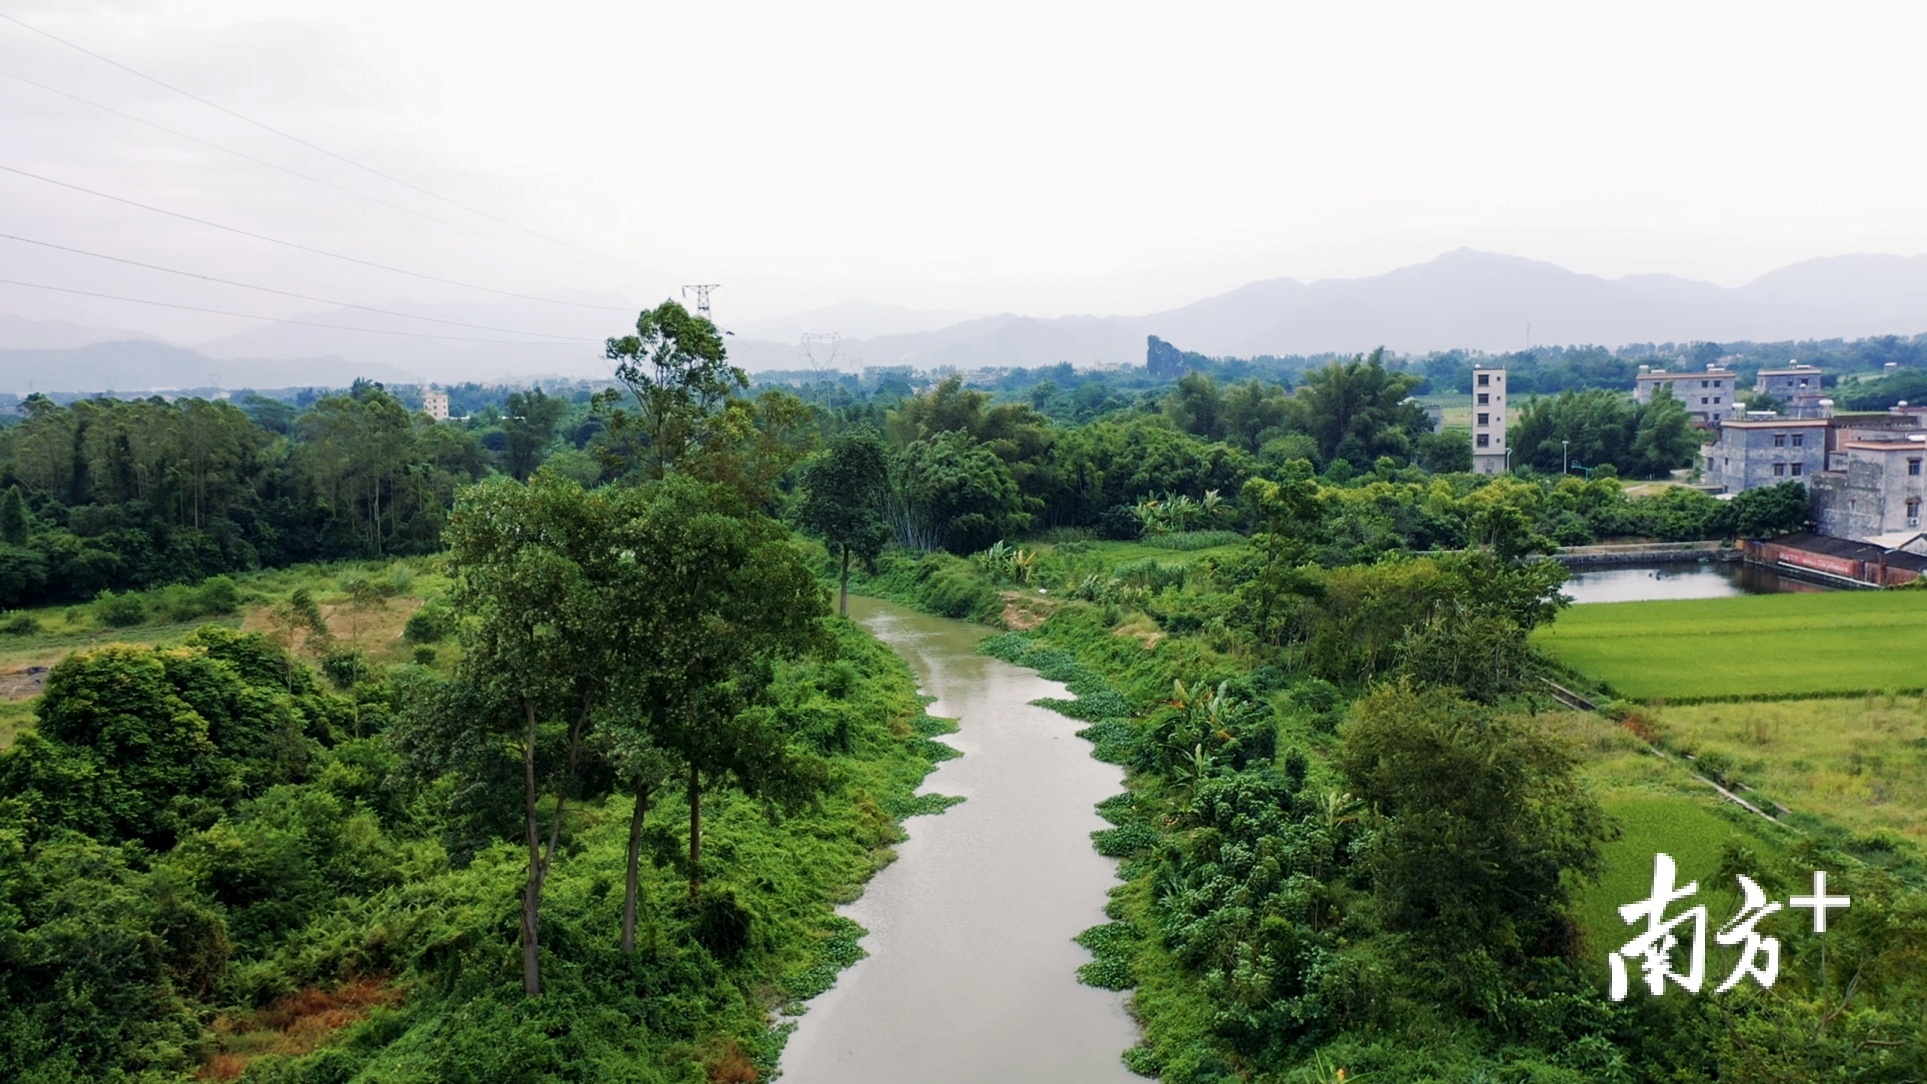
[3,0,1927,346]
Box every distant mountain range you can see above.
[730,250,1927,372]
[0,340,420,395]
[10,249,1927,392]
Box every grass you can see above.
[0,699,32,750]
[1558,710,1793,966]
[1577,791,1785,971]
[1647,694,1927,848]
[1533,591,1927,701]
[1038,537,1247,568]
[0,558,458,749]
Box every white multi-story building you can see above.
[1471,366,1508,475]
[422,389,450,422]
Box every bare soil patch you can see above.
[0,667,48,701]
[999,590,1056,631]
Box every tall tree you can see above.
[887,431,1032,553]
[796,429,891,616]
[597,300,746,480]
[500,388,567,481]
[1162,372,1228,442]
[609,476,828,903]
[0,485,26,545]
[443,474,622,993]
[1340,682,1613,999]
[1628,384,1699,479]
[1285,349,1430,466]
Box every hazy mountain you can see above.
[727,301,981,343]
[18,250,1927,389]
[193,295,623,384]
[739,250,1927,372]
[0,314,161,351]
[0,340,417,394]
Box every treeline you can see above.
[2,324,1780,619]
[0,386,485,608]
[821,351,1459,554]
[1420,334,1927,396]
[1509,385,1703,478]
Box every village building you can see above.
[1471,366,1508,475]
[1634,364,1738,425]
[422,389,450,422]
[1743,530,1927,587]
[1811,431,1927,540]
[1701,416,1830,493]
[1753,362,1829,418]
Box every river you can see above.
[776,596,1140,1083]
[1561,560,1836,604]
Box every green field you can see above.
[1649,695,1927,846]
[0,558,455,750]
[1577,793,1781,957]
[1535,591,1927,701]
[1411,393,1472,428]
[1559,712,1791,962]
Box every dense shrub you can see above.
[92,589,145,627]
[403,604,453,644]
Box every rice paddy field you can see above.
[1558,711,1790,959]
[1534,590,1927,701]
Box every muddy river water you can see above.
[776,596,1140,1083]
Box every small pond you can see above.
[1561,561,1836,604]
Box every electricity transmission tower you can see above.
[682,283,720,319]
[799,332,843,372]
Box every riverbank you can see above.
[0,614,963,1083]
[839,538,1927,1081]
[778,598,1138,1083]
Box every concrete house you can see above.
[1701,417,1831,493]
[1812,432,1927,540]
[1754,362,1828,418]
[1471,367,1508,475]
[1634,364,1738,425]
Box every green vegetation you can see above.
[1645,695,1927,847]
[8,296,1924,1082]
[887,506,1925,1081]
[1510,385,1701,478]
[1535,592,1927,701]
[0,603,956,1082]
[0,386,487,609]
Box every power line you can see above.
[0,10,655,275]
[0,231,586,340]
[0,163,631,312]
[0,66,595,268]
[0,276,592,345]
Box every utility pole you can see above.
[1563,439,1570,475]
[682,283,720,320]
